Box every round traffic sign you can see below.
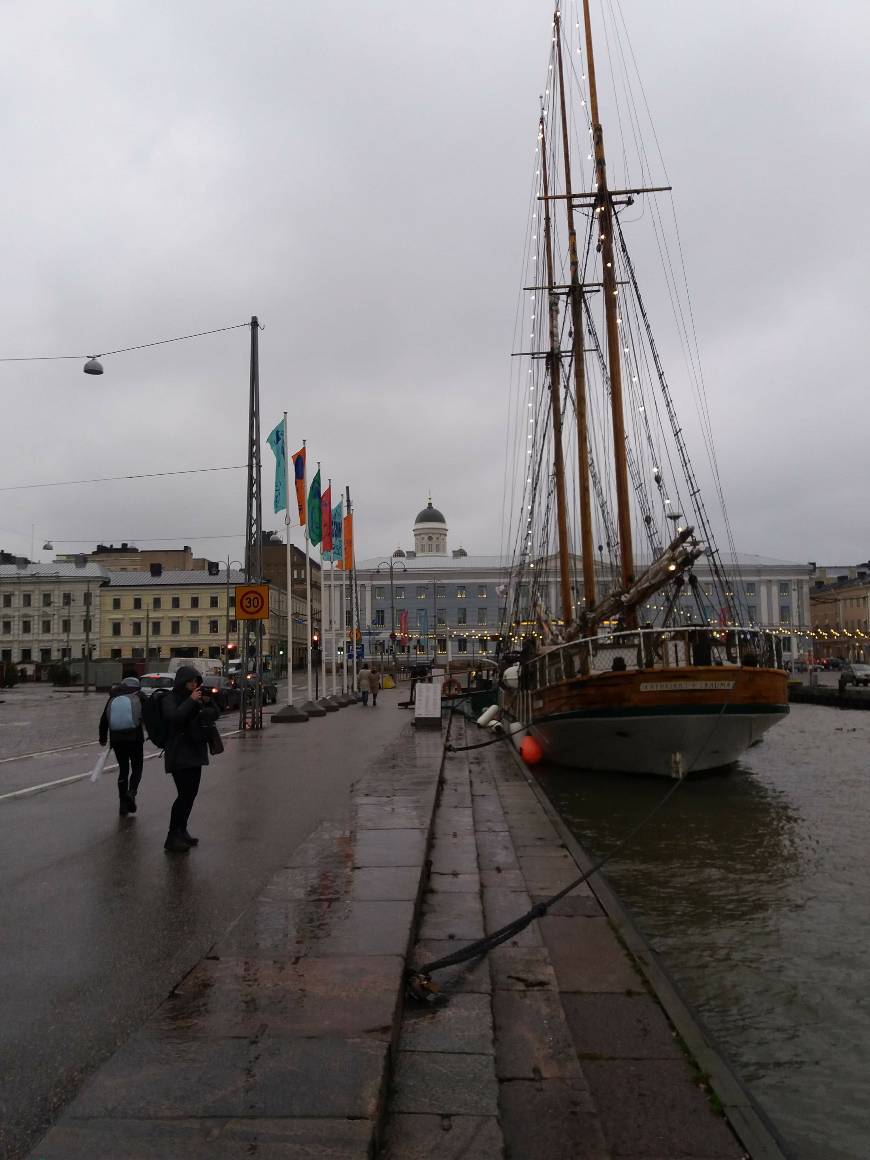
[240,589,266,616]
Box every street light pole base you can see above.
[271,704,309,724]
[317,697,340,713]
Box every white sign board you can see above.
[414,682,443,728]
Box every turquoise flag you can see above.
[266,418,287,514]
[307,469,322,545]
[323,500,344,562]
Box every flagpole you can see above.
[348,486,358,697]
[305,440,313,704]
[282,412,294,706]
[343,483,349,695]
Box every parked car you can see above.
[203,675,242,712]
[241,673,279,705]
[139,673,174,697]
[841,664,870,687]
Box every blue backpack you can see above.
[108,692,142,732]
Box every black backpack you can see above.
[141,689,171,749]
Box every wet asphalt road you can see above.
[0,688,409,1160]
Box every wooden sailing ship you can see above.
[501,3,788,777]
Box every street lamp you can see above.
[83,357,104,375]
[377,556,407,668]
[222,559,244,675]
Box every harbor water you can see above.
[537,703,870,1160]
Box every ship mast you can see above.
[581,0,635,594]
[554,10,596,611]
[539,113,574,627]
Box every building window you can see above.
[779,606,790,624]
[132,622,142,636]
[171,620,181,635]
[21,648,32,662]
[210,595,219,608]
[61,619,70,633]
[111,622,121,637]
[60,647,70,660]
[778,582,790,597]
[416,609,427,628]
[477,585,487,598]
[457,608,467,625]
[209,620,219,634]
[747,605,757,622]
[22,619,31,634]
[2,620,10,635]
[436,585,447,598]
[2,594,11,608]
[374,610,385,626]
[416,586,428,599]
[153,597,162,609]
[83,616,92,634]
[456,586,466,599]
[152,621,161,635]
[0,648,10,662]
[111,648,122,660]
[62,592,72,606]
[436,608,447,626]
[41,619,51,634]
[346,609,353,628]
[133,597,142,610]
[457,637,467,653]
[374,587,385,601]
[148,646,161,659]
[480,639,489,654]
[40,647,52,662]
[22,593,32,607]
[112,597,121,610]
[191,596,200,609]
[230,593,236,607]
[477,608,488,625]
[745,583,756,598]
[131,647,144,659]
[229,619,237,633]
[172,596,180,609]
[189,619,200,634]
[395,587,405,600]
[208,646,221,659]
[437,637,447,654]
[42,593,51,607]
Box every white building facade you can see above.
[0,561,107,671]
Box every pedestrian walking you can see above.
[371,668,381,707]
[98,676,145,816]
[358,663,372,707]
[161,666,220,853]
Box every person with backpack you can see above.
[98,676,145,816]
[158,666,220,853]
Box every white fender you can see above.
[508,721,525,736]
[477,704,500,728]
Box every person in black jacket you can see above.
[99,676,146,816]
[162,666,220,853]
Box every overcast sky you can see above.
[1,1,867,570]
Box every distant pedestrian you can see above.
[358,663,373,707]
[371,668,381,707]
[98,676,145,816]
[161,666,220,853]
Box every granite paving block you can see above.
[420,890,485,941]
[286,823,354,868]
[562,993,682,1060]
[355,803,427,829]
[152,955,402,1040]
[315,899,416,955]
[33,1116,373,1160]
[532,892,601,918]
[429,834,479,875]
[391,1050,499,1116]
[505,821,560,849]
[519,851,583,894]
[583,1058,741,1157]
[489,947,558,993]
[428,871,479,894]
[482,887,541,948]
[479,868,528,891]
[216,897,335,958]
[493,991,581,1080]
[401,993,494,1055]
[498,1078,609,1160]
[260,865,348,901]
[412,941,492,994]
[354,828,427,868]
[381,1113,503,1160]
[539,916,641,993]
[476,830,520,871]
[434,806,475,833]
[351,866,422,900]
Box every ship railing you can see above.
[524,627,784,690]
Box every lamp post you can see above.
[377,557,406,670]
[222,559,243,676]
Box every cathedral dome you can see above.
[414,501,446,525]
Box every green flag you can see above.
[307,469,322,545]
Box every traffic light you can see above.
[227,643,237,654]
[312,631,320,647]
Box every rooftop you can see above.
[0,563,109,580]
[104,569,246,586]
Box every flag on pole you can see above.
[307,470,322,545]
[291,447,306,525]
[399,609,409,645]
[266,419,287,514]
[343,513,353,568]
[321,485,333,553]
[331,501,343,565]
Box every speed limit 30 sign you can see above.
[235,584,270,620]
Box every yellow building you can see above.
[97,568,289,673]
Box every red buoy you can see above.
[519,735,543,766]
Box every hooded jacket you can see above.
[161,665,220,773]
